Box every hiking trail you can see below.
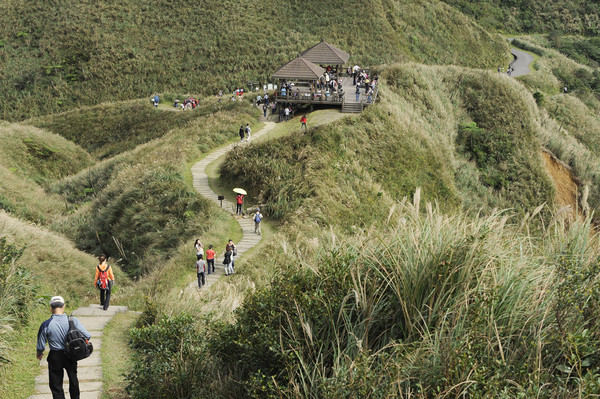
[509,47,534,77]
[29,305,128,399]
[186,121,276,291]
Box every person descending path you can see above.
[196,255,206,288]
[227,239,237,272]
[253,208,263,235]
[37,296,91,399]
[94,256,114,311]
[194,239,204,260]
[300,115,307,131]
[206,245,215,274]
[223,243,233,276]
[245,123,252,142]
[238,125,245,142]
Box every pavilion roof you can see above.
[272,57,325,80]
[300,40,350,65]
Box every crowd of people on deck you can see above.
[350,65,378,103]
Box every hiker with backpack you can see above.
[253,208,263,235]
[37,295,92,399]
[94,255,114,311]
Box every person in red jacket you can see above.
[206,245,216,274]
[236,194,244,215]
[300,115,307,131]
[94,255,115,310]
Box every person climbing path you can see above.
[188,120,276,291]
[29,303,128,399]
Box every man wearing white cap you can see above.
[36,296,91,399]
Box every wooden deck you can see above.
[274,76,377,113]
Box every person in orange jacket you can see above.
[94,255,115,310]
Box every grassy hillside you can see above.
[0,121,92,224]
[442,0,600,34]
[222,64,555,223]
[27,99,218,159]
[50,100,260,277]
[0,0,508,121]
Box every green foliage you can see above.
[457,121,515,189]
[127,313,210,398]
[0,0,507,121]
[442,0,600,34]
[547,35,600,68]
[0,237,36,364]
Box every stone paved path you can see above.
[188,121,276,290]
[29,305,128,399]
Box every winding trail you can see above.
[509,47,534,77]
[187,121,276,290]
[29,305,128,399]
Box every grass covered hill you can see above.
[222,64,555,224]
[442,0,600,34]
[0,0,508,121]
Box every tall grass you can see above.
[211,196,600,397]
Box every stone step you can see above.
[72,305,127,316]
[29,392,99,399]
[34,381,102,394]
[73,317,113,331]
[36,366,102,384]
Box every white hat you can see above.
[49,296,65,306]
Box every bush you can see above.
[126,313,210,398]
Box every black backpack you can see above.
[65,316,93,361]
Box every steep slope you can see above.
[0,0,508,120]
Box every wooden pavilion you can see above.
[272,40,372,113]
[273,41,350,108]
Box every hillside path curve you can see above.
[509,48,534,77]
[29,305,128,399]
[188,121,276,290]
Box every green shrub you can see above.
[127,314,211,398]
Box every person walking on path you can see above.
[94,255,114,311]
[226,239,237,272]
[223,244,233,276]
[194,239,204,260]
[238,125,245,142]
[236,193,244,215]
[263,103,267,117]
[253,208,263,235]
[37,296,91,399]
[206,245,215,274]
[195,254,206,288]
[245,123,252,141]
[300,115,307,131]
[355,85,360,102]
[284,106,290,121]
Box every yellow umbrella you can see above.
[233,188,247,195]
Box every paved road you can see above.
[29,305,128,399]
[509,48,534,77]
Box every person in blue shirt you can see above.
[37,296,91,399]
